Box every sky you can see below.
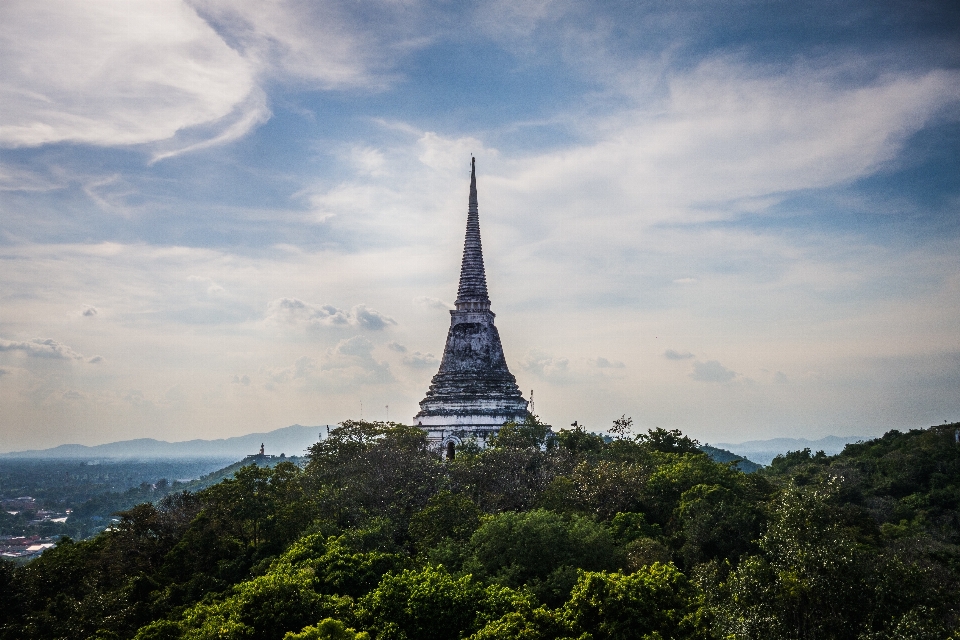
[1,0,959,452]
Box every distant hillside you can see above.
[699,445,763,473]
[0,424,329,459]
[175,454,306,494]
[712,434,866,466]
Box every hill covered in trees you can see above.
[1,420,958,640]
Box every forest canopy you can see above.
[1,419,958,640]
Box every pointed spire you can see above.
[455,157,490,311]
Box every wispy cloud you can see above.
[0,1,255,148]
[0,0,430,158]
[496,63,960,234]
[188,0,413,89]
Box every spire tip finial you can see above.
[456,153,488,310]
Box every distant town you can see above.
[0,444,306,555]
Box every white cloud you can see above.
[414,296,454,311]
[417,132,491,173]
[664,349,695,360]
[592,357,625,369]
[322,336,394,385]
[496,63,960,236]
[402,351,439,369]
[266,297,351,328]
[266,356,317,384]
[334,336,375,358]
[188,0,401,89]
[345,145,387,176]
[0,338,82,360]
[0,0,256,148]
[0,162,65,192]
[0,0,424,157]
[691,360,738,383]
[522,349,571,381]
[187,275,226,295]
[265,298,395,331]
[352,304,397,331]
[148,90,270,162]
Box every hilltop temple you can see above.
[414,158,531,456]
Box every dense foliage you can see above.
[1,419,958,639]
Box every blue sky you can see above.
[1,0,958,451]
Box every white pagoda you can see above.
[413,158,531,456]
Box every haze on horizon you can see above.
[1,0,958,452]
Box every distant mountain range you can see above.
[712,435,866,466]
[0,424,330,459]
[2,425,869,466]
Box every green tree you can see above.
[562,564,707,640]
[159,462,313,590]
[357,566,522,640]
[140,569,352,640]
[467,603,576,640]
[712,480,867,639]
[462,509,623,606]
[637,428,701,454]
[305,421,443,534]
[408,491,482,551]
[675,484,761,568]
[284,618,370,640]
[489,416,553,450]
[551,461,648,520]
[554,425,605,456]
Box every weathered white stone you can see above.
[414,158,530,449]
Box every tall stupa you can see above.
[414,158,531,454]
